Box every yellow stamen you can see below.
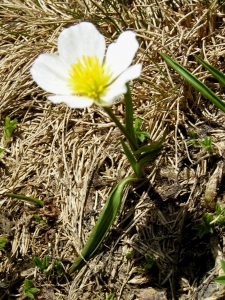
[68,56,112,103]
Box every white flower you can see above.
[30,22,141,108]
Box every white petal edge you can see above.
[58,22,106,66]
[47,95,94,108]
[101,64,142,105]
[31,53,71,95]
[105,31,139,79]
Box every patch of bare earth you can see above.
[0,0,225,299]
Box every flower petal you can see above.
[101,64,142,105]
[47,95,93,108]
[58,22,106,66]
[31,53,71,95]
[105,31,139,79]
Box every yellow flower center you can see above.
[68,56,112,103]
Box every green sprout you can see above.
[192,212,214,238]
[0,148,5,158]
[0,237,8,248]
[124,251,133,259]
[134,117,150,143]
[186,132,213,153]
[214,260,225,284]
[33,214,45,224]
[193,203,225,238]
[106,294,115,300]
[6,194,44,207]
[137,254,155,273]
[214,203,225,226]
[4,116,18,140]
[186,131,198,146]
[198,136,213,154]
[22,279,40,299]
[54,260,64,276]
[33,255,49,275]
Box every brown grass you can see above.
[0,0,225,299]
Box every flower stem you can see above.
[124,84,136,146]
[103,106,138,152]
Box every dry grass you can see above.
[0,0,225,299]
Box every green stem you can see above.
[6,193,44,207]
[103,106,138,152]
[124,84,136,149]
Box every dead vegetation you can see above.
[0,0,225,299]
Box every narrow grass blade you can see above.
[195,55,225,87]
[221,259,225,273]
[214,276,225,284]
[6,193,44,206]
[124,84,138,151]
[161,53,225,113]
[134,132,166,156]
[69,175,140,273]
[138,147,163,170]
[120,139,140,177]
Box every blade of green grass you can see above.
[6,194,44,206]
[124,84,138,152]
[69,175,140,273]
[161,53,225,113]
[120,139,140,177]
[195,55,225,87]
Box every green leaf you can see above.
[42,255,48,269]
[195,56,225,87]
[144,255,155,270]
[125,251,133,259]
[216,203,222,215]
[24,279,33,289]
[4,116,11,127]
[138,133,145,143]
[192,224,209,238]
[69,175,140,273]
[106,294,114,300]
[4,116,18,140]
[136,131,150,143]
[188,131,198,140]
[203,213,213,227]
[199,228,208,238]
[0,237,8,248]
[25,291,35,299]
[216,216,225,226]
[214,275,225,284]
[202,212,213,223]
[134,131,166,156]
[161,53,225,113]
[134,117,150,143]
[220,260,225,273]
[43,269,49,275]
[120,139,139,177]
[54,260,63,275]
[33,257,43,269]
[134,117,142,132]
[33,214,45,224]
[6,193,44,207]
[29,288,40,294]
